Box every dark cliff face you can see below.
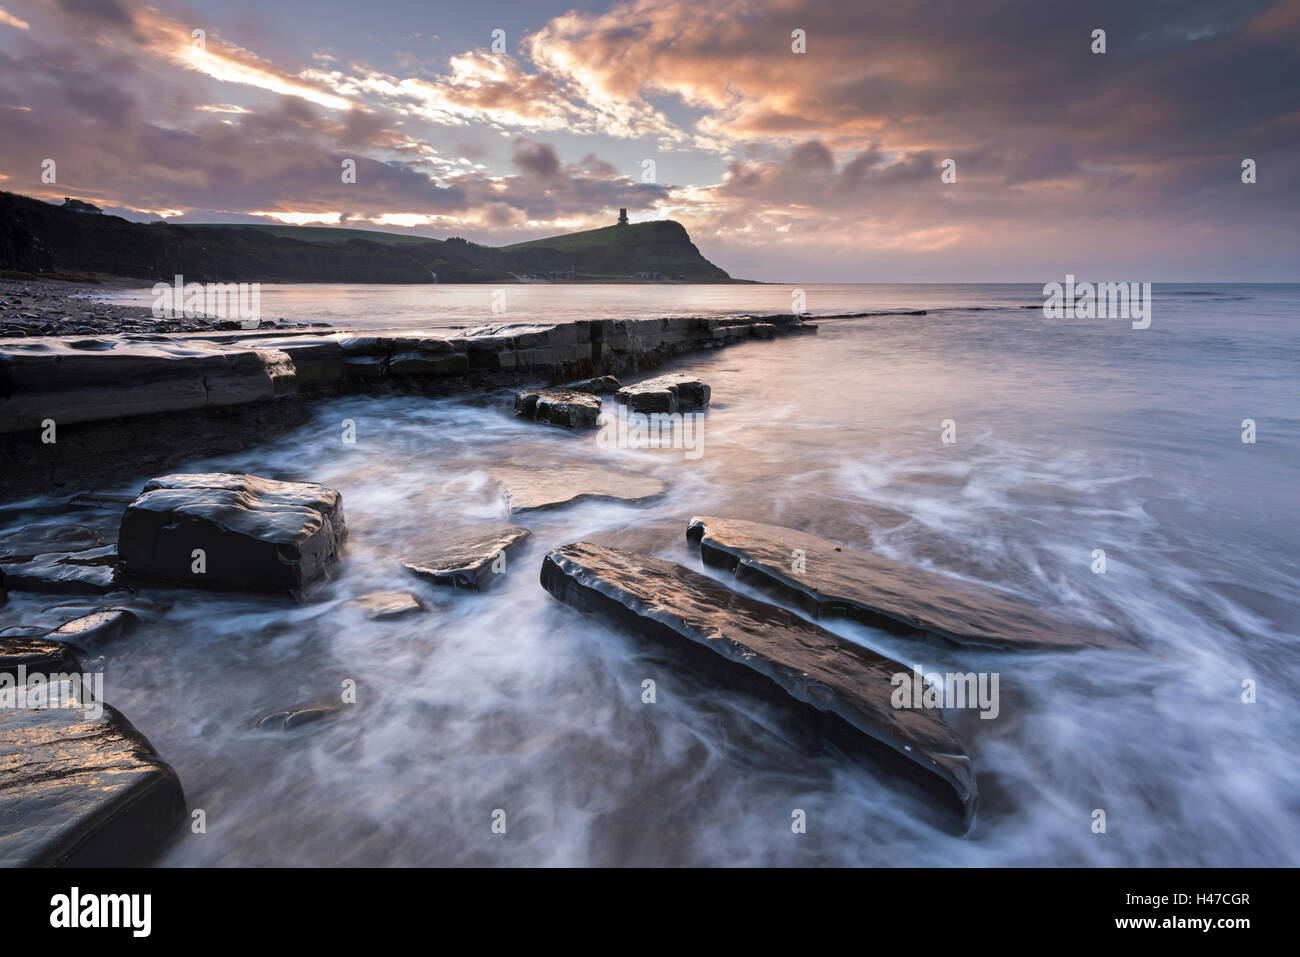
[0,192,436,282]
[0,191,734,283]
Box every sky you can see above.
[0,0,1297,281]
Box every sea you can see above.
[3,282,1297,865]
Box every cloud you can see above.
[0,6,30,29]
[0,0,1295,277]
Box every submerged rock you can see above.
[493,464,667,513]
[402,525,530,591]
[256,703,341,732]
[0,524,110,563]
[46,608,137,647]
[565,375,621,394]
[616,373,710,414]
[0,634,83,677]
[0,545,120,594]
[0,689,185,866]
[686,516,1122,651]
[514,389,602,429]
[540,542,977,823]
[66,491,137,513]
[117,473,345,591]
[351,589,425,620]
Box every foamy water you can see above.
[6,283,1298,865]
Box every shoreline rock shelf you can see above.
[540,541,978,825]
[0,314,812,434]
[686,516,1123,652]
[0,314,814,495]
[117,473,346,592]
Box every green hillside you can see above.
[181,223,439,246]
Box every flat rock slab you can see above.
[0,635,83,677]
[541,542,976,823]
[403,525,530,591]
[351,590,425,619]
[493,464,667,513]
[117,473,345,591]
[0,545,119,594]
[0,524,110,563]
[687,516,1121,652]
[0,692,185,866]
[616,373,710,414]
[515,389,602,429]
[47,608,137,647]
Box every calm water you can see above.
[7,283,1299,865]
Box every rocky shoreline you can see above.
[0,278,329,338]
[0,282,1132,865]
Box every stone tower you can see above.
[618,208,628,225]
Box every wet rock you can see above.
[256,704,341,732]
[0,545,120,594]
[250,336,343,386]
[0,689,185,866]
[46,608,136,647]
[402,525,530,591]
[117,473,345,591]
[0,634,84,677]
[565,375,621,394]
[0,524,109,563]
[514,389,602,429]
[351,589,425,620]
[0,337,299,433]
[387,336,470,376]
[616,373,711,413]
[686,516,1122,651]
[541,542,977,824]
[66,490,137,513]
[493,463,667,513]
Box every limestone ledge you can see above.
[0,314,815,434]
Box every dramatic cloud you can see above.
[0,0,1296,277]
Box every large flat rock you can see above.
[0,688,185,866]
[402,524,530,591]
[117,473,345,591]
[687,516,1121,652]
[541,542,977,823]
[493,463,667,513]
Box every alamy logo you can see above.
[49,887,151,937]
[596,406,705,460]
[0,669,103,719]
[151,274,261,325]
[891,665,1000,719]
[1042,274,1151,329]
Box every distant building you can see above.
[617,208,628,226]
[61,197,101,214]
